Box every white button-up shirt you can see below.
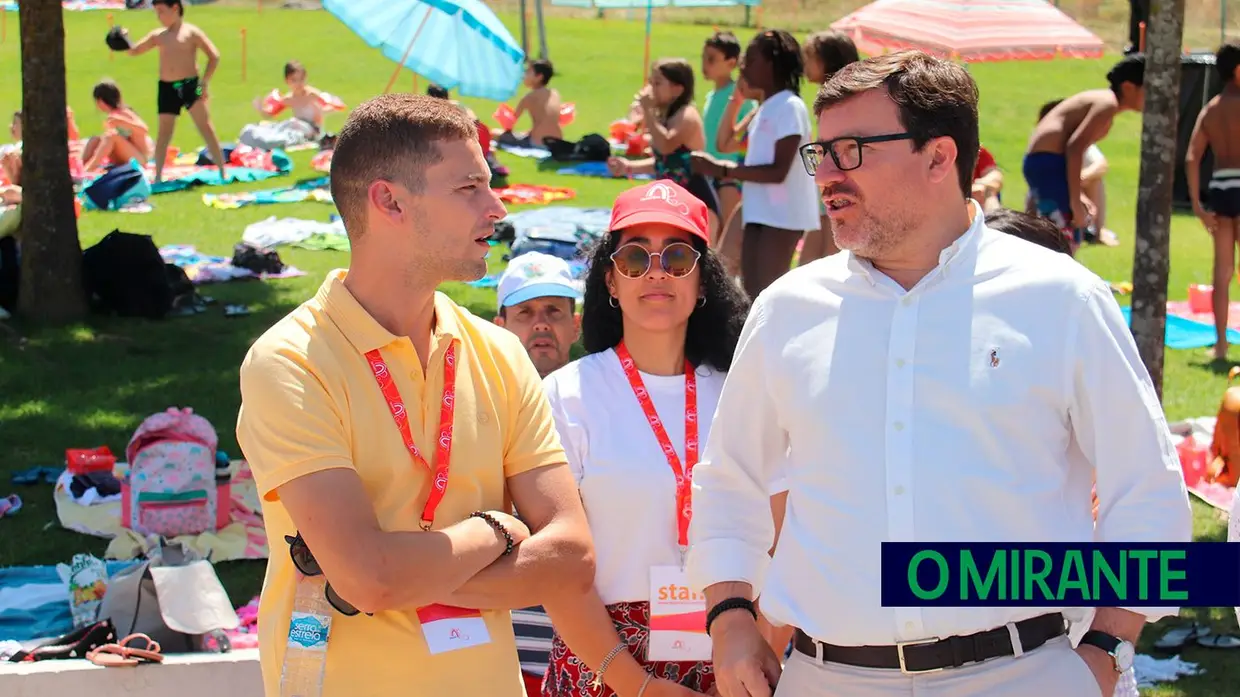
[686,206,1193,646]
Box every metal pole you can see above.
[534,0,549,59]
[519,0,528,55]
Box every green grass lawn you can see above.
[0,6,1237,694]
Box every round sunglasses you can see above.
[610,241,701,279]
[285,533,371,617]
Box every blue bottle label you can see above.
[287,611,331,652]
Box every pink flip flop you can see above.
[0,494,22,517]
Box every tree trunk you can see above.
[16,0,87,325]
[1129,0,1185,401]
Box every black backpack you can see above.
[82,230,175,319]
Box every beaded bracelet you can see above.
[470,511,514,556]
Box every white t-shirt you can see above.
[543,349,787,605]
[742,89,821,232]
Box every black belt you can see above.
[793,613,1067,674]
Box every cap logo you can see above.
[642,182,691,217]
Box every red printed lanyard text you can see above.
[365,343,458,530]
[615,342,698,548]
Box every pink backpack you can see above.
[121,408,230,538]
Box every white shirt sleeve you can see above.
[542,373,587,486]
[687,300,788,593]
[1067,281,1193,621]
[770,95,808,143]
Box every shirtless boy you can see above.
[499,59,561,148]
[1187,41,1240,359]
[121,0,225,183]
[1024,54,1144,248]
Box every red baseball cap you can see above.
[608,180,711,245]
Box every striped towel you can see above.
[0,561,138,642]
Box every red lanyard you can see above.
[615,342,698,548]
[364,343,458,530]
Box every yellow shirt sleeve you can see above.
[499,335,568,478]
[236,342,355,502]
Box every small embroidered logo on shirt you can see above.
[989,349,1000,368]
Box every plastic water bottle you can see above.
[280,576,332,697]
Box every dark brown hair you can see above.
[284,60,305,79]
[704,30,742,61]
[92,80,123,110]
[1218,41,1240,83]
[653,58,695,126]
[985,208,1073,256]
[152,0,183,15]
[328,93,478,236]
[814,50,980,196]
[804,30,860,81]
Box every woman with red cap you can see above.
[539,180,784,697]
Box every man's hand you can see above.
[1075,644,1119,697]
[1071,199,1089,233]
[710,611,781,697]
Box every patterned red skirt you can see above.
[541,601,714,697]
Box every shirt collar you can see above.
[318,269,462,354]
[844,199,985,287]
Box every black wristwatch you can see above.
[1079,630,1135,673]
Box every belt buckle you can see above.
[896,638,944,675]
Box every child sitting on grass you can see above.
[607,58,719,232]
[256,60,335,134]
[498,59,562,148]
[82,80,154,172]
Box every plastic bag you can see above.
[58,553,109,628]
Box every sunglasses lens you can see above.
[613,245,652,278]
[325,583,360,617]
[288,538,321,576]
[661,244,698,277]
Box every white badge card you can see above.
[416,603,492,655]
[648,565,712,661]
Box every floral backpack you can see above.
[121,407,230,538]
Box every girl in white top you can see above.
[540,180,765,697]
[691,30,820,299]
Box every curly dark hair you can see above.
[748,29,803,96]
[580,234,751,372]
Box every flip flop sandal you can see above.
[1154,622,1209,649]
[0,494,21,517]
[115,633,164,663]
[1197,634,1240,649]
[86,645,140,667]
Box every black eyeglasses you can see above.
[799,133,915,176]
[285,533,371,617]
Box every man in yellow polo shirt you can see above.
[236,93,596,697]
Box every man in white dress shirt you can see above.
[685,50,1193,697]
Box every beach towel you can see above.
[1171,416,1237,512]
[241,215,348,251]
[202,176,332,210]
[159,244,305,283]
[1166,300,1240,330]
[495,184,577,205]
[1119,306,1240,350]
[0,561,140,642]
[556,161,653,180]
[497,144,552,159]
[52,460,268,564]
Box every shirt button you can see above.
[895,359,906,368]
[893,422,905,432]
[901,296,912,306]
[905,621,915,631]
[894,485,905,495]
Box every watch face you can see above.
[1114,641,1136,672]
